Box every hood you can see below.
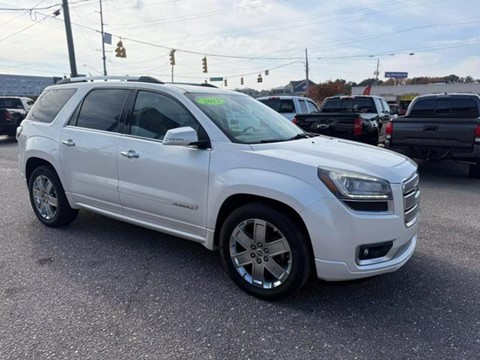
[250,136,417,183]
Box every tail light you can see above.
[292,117,298,124]
[475,124,480,143]
[386,122,393,139]
[2,111,12,122]
[353,117,362,136]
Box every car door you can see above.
[117,90,211,239]
[60,88,130,213]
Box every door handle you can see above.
[423,125,438,131]
[62,139,75,147]
[120,150,140,159]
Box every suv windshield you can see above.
[186,93,303,144]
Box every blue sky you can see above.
[0,0,479,90]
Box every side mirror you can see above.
[163,126,198,146]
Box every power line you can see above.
[0,0,92,11]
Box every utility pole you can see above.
[374,58,380,87]
[99,0,107,76]
[171,64,174,83]
[62,0,78,77]
[305,48,309,96]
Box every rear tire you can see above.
[28,166,79,227]
[469,160,480,179]
[219,202,312,300]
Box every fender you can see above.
[207,167,326,230]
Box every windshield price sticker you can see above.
[196,97,225,105]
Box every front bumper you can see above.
[301,185,418,281]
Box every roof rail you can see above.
[165,82,218,88]
[56,75,164,85]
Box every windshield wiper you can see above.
[259,133,310,143]
[287,133,310,141]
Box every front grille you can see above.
[403,172,420,227]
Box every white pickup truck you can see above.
[17,76,419,299]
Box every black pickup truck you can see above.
[293,95,393,145]
[385,93,480,178]
[0,97,33,137]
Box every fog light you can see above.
[358,241,393,261]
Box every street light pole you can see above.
[99,0,107,76]
[62,0,78,77]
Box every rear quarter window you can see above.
[26,89,76,123]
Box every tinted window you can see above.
[451,99,479,117]
[25,89,76,123]
[259,98,295,113]
[0,98,23,109]
[130,91,197,140]
[435,100,450,115]
[322,97,375,113]
[409,99,435,117]
[76,89,129,132]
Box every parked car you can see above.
[18,76,419,299]
[386,93,480,178]
[293,95,393,145]
[0,96,34,137]
[257,95,319,121]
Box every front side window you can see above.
[306,100,319,113]
[298,100,308,114]
[186,93,302,144]
[76,89,129,132]
[25,89,76,123]
[130,91,198,140]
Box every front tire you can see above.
[219,203,312,300]
[28,166,78,227]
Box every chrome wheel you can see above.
[229,219,292,289]
[32,175,58,220]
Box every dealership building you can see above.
[352,82,480,103]
[0,74,62,97]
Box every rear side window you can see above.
[75,89,129,132]
[298,100,308,113]
[25,89,76,123]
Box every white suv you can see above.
[17,76,420,299]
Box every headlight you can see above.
[318,167,392,200]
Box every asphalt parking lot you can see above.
[0,135,479,360]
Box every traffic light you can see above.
[257,74,262,83]
[202,57,208,73]
[224,78,227,87]
[115,41,126,58]
[240,77,244,85]
[169,49,176,65]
